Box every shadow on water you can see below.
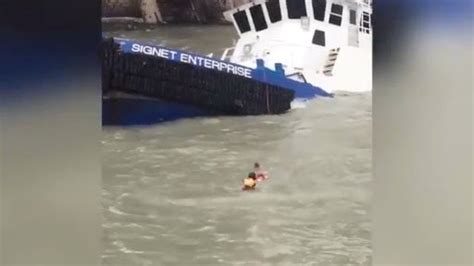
[102,96,221,126]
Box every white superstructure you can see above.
[222,0,372,93]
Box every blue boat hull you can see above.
[101,38,333,125]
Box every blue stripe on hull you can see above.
[114,39,333,99]
[104,39,333,125]
[252,59,333,99]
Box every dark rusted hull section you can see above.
[101,38,294,119]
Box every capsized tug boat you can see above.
[222,0,372,94]
[101,0,372,125]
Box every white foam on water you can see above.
[103,222,122,229]
[136,146,146,153]
[201,118,221,125]
[124,223,145,229]
[113,240,146,255]
[108,206,127,216]
[194,225,215,232]
[119,246,145,254]
[291,99,308,109]
[140,176,153,184]
[118,192,130,200]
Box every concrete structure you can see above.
[102,0,251,24]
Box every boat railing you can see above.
[221,47,235,61]
[286,72,308,84]
[358,0,372,8]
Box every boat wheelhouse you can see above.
[222,0,373,93]
[101,0,373,125]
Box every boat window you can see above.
[331,4,343,15]
[287,0,307,19]
[362,12,370,24]
[266,0,282,23]
[349,9,356,25]
[329,15,342,26]
[250,5,268,31]
[329,3,343,26]
[312,30,326,46]
[233,10,251,34]
[312,0,326,21]
[359,11,371,34]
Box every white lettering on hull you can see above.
[129,43,252,78]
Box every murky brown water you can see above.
[102,25,372,266]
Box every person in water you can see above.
[253,162,269,181]
[242,172,257,191]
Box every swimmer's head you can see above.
[254,162,260,168]
[248,172,257,179]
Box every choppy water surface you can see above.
[102,25,372,265]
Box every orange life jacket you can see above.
[243,178,256,188]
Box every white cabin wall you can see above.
[323,0,347,49]
[279,0,289,20]
[245,8,256,32]
[228,0,373,92]
[331,45,372,92]
[305,0,315,20]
